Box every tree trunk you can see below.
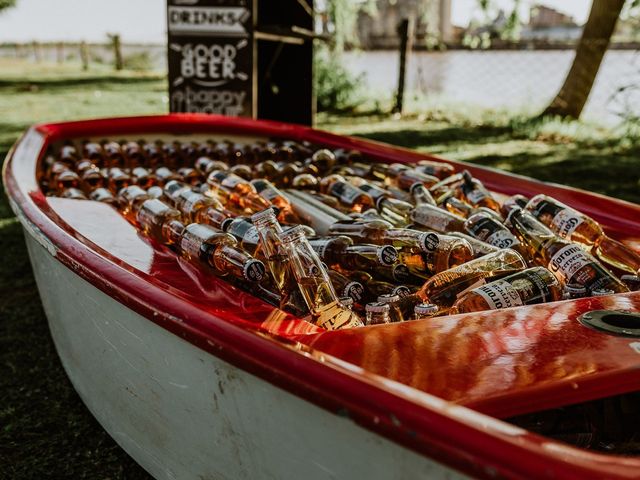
[542,0,624,119]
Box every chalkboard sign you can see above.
[167,0,254,117]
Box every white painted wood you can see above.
[24,232,470,480]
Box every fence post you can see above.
[31,41,42,63]
[80,41,89,71]
[109,34,124,70]
[393,17,415,115]
[57,42,64,64]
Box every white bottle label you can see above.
[473,280,523,310]
[310,239,330,258]
[412,209,451,232]
[485,230,520,249]
[549,244,593,281]
[551,210,584,238]
[242,226,260,245]
[466,189,487,204]
[221,174,244,189]
[260,186,280,202]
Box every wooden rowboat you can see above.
[4,114,640,479]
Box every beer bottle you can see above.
[417,249,528,307]
[177,167,202,186]
[456,171,501,212]
[507,208,628,293]
[117,185,149,220]
[155,166,183,186]
[348,177,414,227]
[410,203,466,233]
[410,183,437,207]
[327,269,365,304]
[365,302,391,325]
[102,141,125,168]
[320,174,374,213]
[346,271,412,302]
[89,187,117,205]
[60,187,87,200]
[451,267,562,314]
[136,198,185,245]
[413,303,439,320]
[415,159,456,179]
[207,170,272,213]
[500,194,529,218]
[251,179,302,224]
[107,167,131,194]
[525,194,640,275]
[448,231,501,258]
[131,166,158,189]
[194,156,229,176]
[306,149,336,175]
[398,232,474,275]
[179,223,266,283]
[443,195,503,221]
[279,226,364,329]
[464,212,528,258]
[82,142,105,166]
[308,236,399,271]
[164,180,225,223]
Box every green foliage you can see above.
[123,51,153,71]
[0,0,16,12]
[322,0,376,52]
[314,48,365,113]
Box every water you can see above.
[343,50,640,124]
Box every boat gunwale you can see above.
[5,113,640,480]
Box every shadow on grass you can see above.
[0,75,166,92]
[0,219,152,478]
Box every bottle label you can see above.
[309,239,331,259]
[473,280,523,310]
[330,182,365,205]
[485,230,521,249]
[466,189,488,204]
[551,209,584,238]
[180,229,205,260]
[548,244,594,281]
[412,209,451,232]
[221,174,244,189]
[259,186,281,202]
[242,226,261,246]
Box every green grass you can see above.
[0,59,639,478]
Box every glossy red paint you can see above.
[5,114,640,479]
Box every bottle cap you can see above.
[251,207,279,225]
[366,302,390,313]
[243,260,266,283]
[564,284,587,297]
[339,297,354,308]
[414,303,439,316]
[393,285,412,298]
[419,232,440,253]
[621,275,640,291]
[378,246,399,266]
[220,217,234,232]
[377,293,400,304]
[409,182,425,194]
[591,288,614,297]
[343,281,365,302]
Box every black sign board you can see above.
[167,0,254,117]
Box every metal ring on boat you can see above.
[578,310,640,338]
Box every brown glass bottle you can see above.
[526,194,640,275]
[456,171,501,212]
[464,212,528,258]
[179,223,266,283]
[451,267,562,314]
[251,179,302,224]
[136,198,185,245]
[410,183,437,207]
[308,236,399,271]
[207,170,272,213]
[507,208,628,293]
[320,174,374,213]
[415,160,456,179]
[327,270,365,304]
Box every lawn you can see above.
[1,60,639,478]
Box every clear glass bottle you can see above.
[308,236,399,271]
[320,174,374,213]
[348,177,414,227]
[414,160,456,179]
[417,248,528,307]
[451,267,562,314]
[279,226,364,330]
[525,194,640,275]
[251,178,302,224]
[410,203,466,233]
[327,269,365,304]
[207,170,272,213]
[136,199,185,245]
[410,182,437,207]
[455,170,501,212]
[464,211,528,258]
[507,208,628,293]
[179,223,266,283]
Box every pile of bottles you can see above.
[41,138,640,330]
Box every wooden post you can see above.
[31,41,42,63]
[109,34,124,70]
[393,17,414,115]
[80,41,89,71]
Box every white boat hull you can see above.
[24,232,468,480]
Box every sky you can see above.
[0,0,592,43]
